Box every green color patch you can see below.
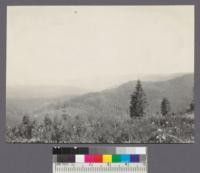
[112,154,121,163]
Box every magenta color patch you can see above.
[85,155,93,162]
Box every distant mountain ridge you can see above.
[7,86,89,99]
[31,73,193,121]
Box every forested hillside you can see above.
[6,73,194,143]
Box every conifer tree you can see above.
[21,114,34,139]
[130,80,147,118]
[161,98,171,116]
[190,87,194,111]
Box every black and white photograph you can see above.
[6,5,194,143]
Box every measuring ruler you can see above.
[53,163,147,173]
[53,147,148,173]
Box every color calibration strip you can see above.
[53,146,146,155]
[53,147,147,173]
[54,154,145,163]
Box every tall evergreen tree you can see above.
[20,114,35,139]
[190,101,194,112]
[190,87,194,111]
[161,98,171,116]
[51,116,64,143]
[22,114,30,125]
[130,80,147,118]
[42,115,53,141]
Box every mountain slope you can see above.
[32,73,193,120]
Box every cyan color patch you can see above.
[120,154,131,162]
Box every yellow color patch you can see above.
[103,155,112,163]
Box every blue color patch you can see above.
[131,155,140,162]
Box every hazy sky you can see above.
[7,6,194,89]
